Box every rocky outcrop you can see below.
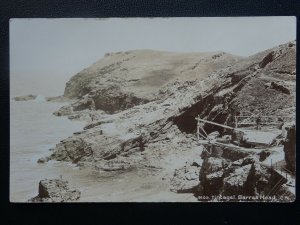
[55,50,242,117]
[43,41,295,201]
[28,179,81,202]
[48,41,295,168]
[173,41,296,135]
[53,105,73,116]
[48,137,93,163]
[170,162,200,193]
[265,81,291,95]
[13,94,37,101]
[196,148,288,201]
[198,156,229,195]
[283,123,296,172]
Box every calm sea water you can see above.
[10,98,86,202]
[10,96,195,202]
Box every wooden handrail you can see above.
[195,117,237,130]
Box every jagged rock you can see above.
[241,155,259,166]
[259,51,275,68]
[203,171,224,195]
[84,120,112,130]
[121,135,147,153]
[49,137,93,163]
[28,179,81,202]
[258,150,271,162]
[230,155,258,167]
[197,156,228,195]
[170,164,199,192]
[242,163,288,197]
[223,164,252,195]
[53,105,73,116]
[201,157,228,174]
[270,82,290,95]
[13,94,37,101]
[283,124,296,172]
[196,151,288,200]
[72,97,96,111]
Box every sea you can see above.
[10,97,87,202]
[10,81,195,202]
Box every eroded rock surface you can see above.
[28,179,81,202]
[196,147,289,201]
[41,41,296,201]
[170,162,200,193]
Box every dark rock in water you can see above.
[13,94,37,101]
[37,156,51,163]
[28,179,81,202]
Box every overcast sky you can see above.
[10,17,296,96]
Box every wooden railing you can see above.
[234,116,295,128]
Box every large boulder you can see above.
[198,157,229,195]
[170,163,200,193]
[223,164,252,195]
[283,124,296,172]
[28,179,81,202]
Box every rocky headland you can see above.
[38,41,296,201]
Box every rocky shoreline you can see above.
[34,41,295,201]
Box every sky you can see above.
[10,17,296,96]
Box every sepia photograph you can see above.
[10,17,296,202]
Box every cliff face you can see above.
[173,41,296,134]
[47,41,295,201]
[284,124,296,173]
[196,144,287,201]
[60,50,242,114]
